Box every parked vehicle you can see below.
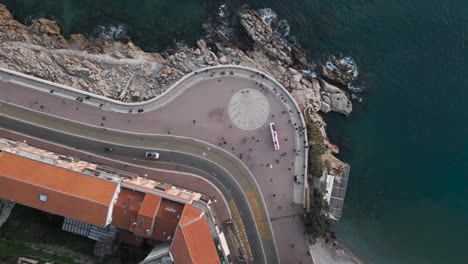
[269,122,280,150]
[145,152,160,160]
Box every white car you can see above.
[145,152,160,160]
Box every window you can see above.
[39,194,48,202]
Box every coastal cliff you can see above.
[0,2,357,251]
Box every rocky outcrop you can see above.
[239,9,294,65]
[29,18,68,48]
[0,5,28,43]
[0,4,354,115]
[0,4,180,102]
[319,55,358,86]
[0,5,67,49]
[319,79,352,116]
[290,78,322,112]
[0,4,355,117]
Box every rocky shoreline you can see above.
[0,3,361,262]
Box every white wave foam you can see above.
[217,26,235,38]
[302,70,317,78]
[325,61,338,71]
[215,3,234,37]
[303,62,318,78]
[340,56,359,78]
[348,84,363,93]
[173,39,189,49]
[218,4,227,18]
[258,8,277,27]
[94,24,127,40]
[275,19,290,38]
[325,55,359,80]
[351,94,363,102]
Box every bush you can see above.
[307,122,326,156]
[307,121,327,177]
[304,188,330,243]
[308,156,324,178]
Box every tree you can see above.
[304,188,330,244]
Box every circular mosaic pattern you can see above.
[228,88,269,130]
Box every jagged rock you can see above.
[177,51,187,59]
[238,9,293,65]
[69,34,91,50]
[319,55,358,86]
[321,81,342,93]
[29,18,68,49]
[238,10,273,43]
[290,78,321,112]
[289,67,298,75]
[0,4,13,21]
[292,47,307,66]
[219,56,228,64]
[327,142,340,154]
[204,51,218,65]
[321,94,331,105]
[320,101,331,113]
[197,39,208,51]
[30,18,61,36]
[0,5,28,43]
[330,93,352,115]
[292,74,302,83]
[277,65,286,75]
[319,79,352,115]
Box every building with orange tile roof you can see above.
[151,199,185,242]
[112,187,145,231]
[170,204,221,264]
[0,140,224,264]
[0,151,120,226]
[134,193,161,237]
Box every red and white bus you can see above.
[269,122,280,150]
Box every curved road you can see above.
[0,65,311,264]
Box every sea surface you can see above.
[2,0,467,263]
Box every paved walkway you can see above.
[0,65,311,263]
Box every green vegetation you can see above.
[0,239,75,263]
[0,205,95,262]
[307,121,327,177]
[304,188,331,244]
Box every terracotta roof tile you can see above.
[134,193,161,237]
[0,152,118,226]
[112,187,145,230]
[151,199,184,241]
[170,204,220,264]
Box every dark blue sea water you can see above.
[1,0,467,263]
